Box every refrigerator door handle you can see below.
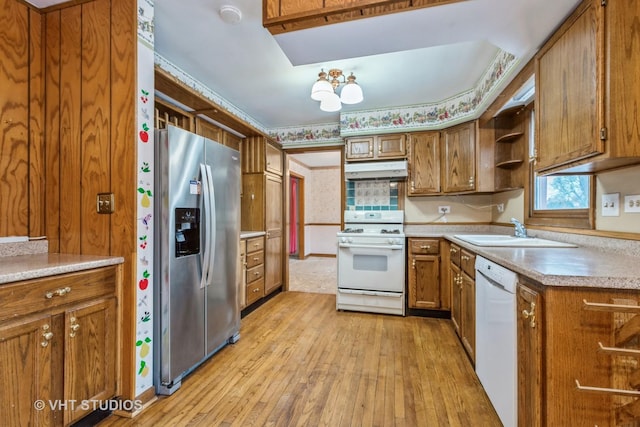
[204,164,216,287]
[199,163,212,289]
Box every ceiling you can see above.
[26,0,581,166]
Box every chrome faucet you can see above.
[510,218,528,238]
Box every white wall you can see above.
[289,158,341,256]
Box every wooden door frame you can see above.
[289,171,305,260]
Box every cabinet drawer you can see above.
[246,250,264,269]
[0,266,117,321]
[410,238,440,255]
[246,278,265,305]
[246,264,264,284]
[246,236,264,253]
[461,249,476,278]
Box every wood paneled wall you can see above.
[42,0,138,399]
[0,0,42,237]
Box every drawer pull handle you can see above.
[461,255,469,261]
[253,288,259,293]
[45,286,71,299]
[575,379,640,397]
[254,272,260,276]
[69,317,80,338]
[253,257,260,261]
[254,243,260,247]
[419,245,430,249]
[450,248,457,254]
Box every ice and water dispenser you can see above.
[175,207,200,257]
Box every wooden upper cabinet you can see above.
[262,0,466,35]
[265,142,283,176]
[535,0,640,174]
[345,136,374,160]
[408,131,440,195]
[442,120,476,193]
[243,136,283,175]
[345,134,406,161]
[195,116,222,142]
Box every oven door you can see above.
[338,242,405,292]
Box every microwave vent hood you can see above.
[344,160,408,180]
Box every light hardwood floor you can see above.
[100,292,500,426]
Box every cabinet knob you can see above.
[420,245,430,250]
[41,326,53,347]
[522,302,536,328]
[461,255,469,261]
[450,248,457,254]
[69,318,80,338]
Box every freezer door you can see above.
[204,138,241,355]
[156,126,207,385]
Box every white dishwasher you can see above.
[475,256,518,427]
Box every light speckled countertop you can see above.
[405,225,640,290]
[240,231,266,239]
[0,253,124,285]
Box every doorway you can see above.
[289,172,304,260]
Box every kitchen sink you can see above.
[453,234,577,248]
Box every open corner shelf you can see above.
[495,131,524,144]
[496,159,524,169]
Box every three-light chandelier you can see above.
[310,68,363,112]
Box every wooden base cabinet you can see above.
[517,279,640,425]
[407,238,446,310]
[448,243,476,361]
[0,265,120,426]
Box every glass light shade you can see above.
[340,82,363,104]
[311,79,333,101]
[319,92,341,112]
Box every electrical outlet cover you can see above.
[624,195,640,213]
[601,193,620,217]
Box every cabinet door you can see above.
[264,174,283,294]
[517,284,542,427]
[408,254,440,309]
[345,136,375,160]
[265,143,283,176]
[460,272,475,361]
[64,297,117,425]
[408,132,440,195]
[0,314,53,427]
[195,117,222,142]
[450,263,462,336]
[442,121,476,193]
[376,134,406,159]
[535,0,604,172]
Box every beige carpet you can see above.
[288,256,337,294]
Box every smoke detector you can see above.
[219,5,242,24]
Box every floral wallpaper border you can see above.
[156,49,518,146]
[339,49,518,136]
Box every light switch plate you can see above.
[601,193,620,217]
[624,195,640,213]
[97,193,115,214]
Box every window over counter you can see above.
[526,108,594,229]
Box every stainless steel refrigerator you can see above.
[154,125,241,395]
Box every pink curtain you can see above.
[289,177,298,254]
